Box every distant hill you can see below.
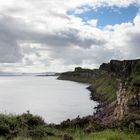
[0,72,60,76]
[0,72,22,76]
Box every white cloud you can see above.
[0,0,140,72]
[103,13,140,59]
[87,19,98,27]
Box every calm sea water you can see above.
[0,76,98,124]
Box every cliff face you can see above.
[114,82,130,120]
[113,80,140,131]
[59,67,99,79]
[58,59,140,129]
[99,59,140,123]
[60,59,140,80]
[99,59,140,79]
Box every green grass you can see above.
[79,129,140,140]
[0,112,140,140]
[0,129,140,140]
[130,60,140,80]
[90,72,118,101]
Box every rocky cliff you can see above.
[99,59,140,79]
[58,59,140,130]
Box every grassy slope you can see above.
[131,60,140,80]
[57,61,140,139]
[1,112,140,140]
[58,71,118,102]
[1,129,140,140]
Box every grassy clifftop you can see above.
[58,59,140,128]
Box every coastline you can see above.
[58,59,140,131]
[0,59,139,139]
[56,79,115,131]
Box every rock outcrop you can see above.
[114,82,129,120]
[99,59,140,79]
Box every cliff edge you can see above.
[58,59,140,130]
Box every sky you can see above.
[0,0,140,73]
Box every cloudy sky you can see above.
[0,0,140,73]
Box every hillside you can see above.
[58,59,140,130]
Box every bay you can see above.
[0,76,98,124]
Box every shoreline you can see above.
[0,58,139,139]
[57,78,105,121]
[57,58,140,130]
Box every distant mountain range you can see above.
[0,72,60,76]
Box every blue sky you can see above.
[68,5,139,27]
